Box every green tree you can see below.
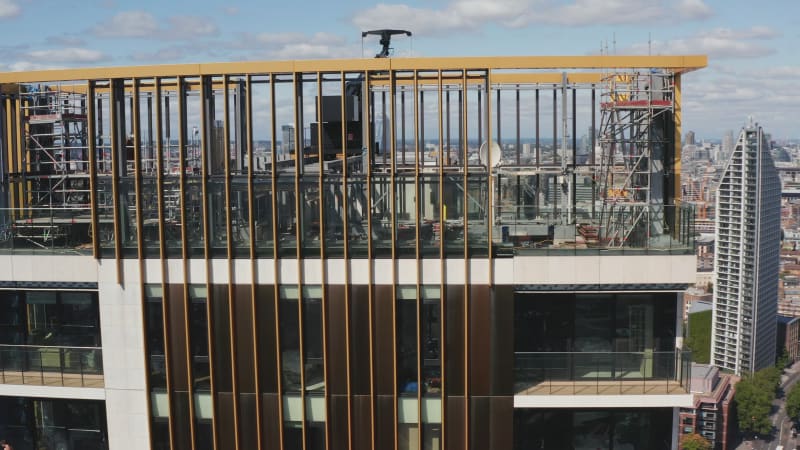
[682,433,712,450]
[735,367,781,435]
[787,383,800,422]
[777,348,790,369]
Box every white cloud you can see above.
[0,0,20,18]
[5,61,65,71]
[352,0,715,34]
[675,0,713,20]
[626,27,777,59]
[26,47,107,63]
[91,11,217,40]
[223,6,239,16]
[46,35,86,46]
[166,16,218,39]
[93,11,159,38]
[228,31,355,59]
[682,67,800,138]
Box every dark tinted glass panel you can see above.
[421,287,441,396]
[195,419,213,450]
[303,286,324,394]
[255,285,278,393]
[167,284,188,391]
[327,285,348,395]
[445,287,464,395]
[470,394,490,450]
[145,293,167,389]
[492,286,514,396]
[469,286,490,396]
[0,291,22,345]
[374,285,394,396]
[251,175,273,257]
[0,397,109,450]
[279,287,301,392]
[211,285,232,392]
[397,286,417,395]
[189,288,210,392]
[150,418,170,450]
[234,285,256,393]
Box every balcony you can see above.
[0,344,103,388]
[514,350,690,396]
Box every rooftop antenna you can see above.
[648,32,652,55]
[613,32,616,55]
[362,29,412,58]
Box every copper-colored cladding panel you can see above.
[350,285,371,395]
[469,286,491,396]
[445,396,466,450]
[234,284,256,393]
[238,393,259,450]
[492,286,515,396]
[373,285,395,396]
[327,284,349,396]
[216,392,236,449]
[470,397,490,449]
[261,393,282,449]
[489,397,514,450]
[352,395,372,450]
[375,395,395,450]
[330,395,350,450]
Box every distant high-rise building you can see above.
[712,125,781,375]
[281,124,295,154]
[685,130,696,146]
[721,130,735,158]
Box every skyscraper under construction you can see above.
[0,54,705,450]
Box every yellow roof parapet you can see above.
[0,55,707,84]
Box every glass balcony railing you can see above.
[0,344,103,388]
[0,207,95,255]
[514,350,691,395]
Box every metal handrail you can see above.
[0,344,104,388]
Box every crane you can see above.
[362,29,412,58]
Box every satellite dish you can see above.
[479,141,502,167]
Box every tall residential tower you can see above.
[712,125,781,375]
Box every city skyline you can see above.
[0,0,797,139]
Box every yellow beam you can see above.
[0,55,706,84]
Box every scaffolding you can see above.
[598,70,674,247]
[9,84,94,248]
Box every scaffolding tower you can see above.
[13,84,92,247]
[598,70,674,247]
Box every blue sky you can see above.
[0,0,797,139]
